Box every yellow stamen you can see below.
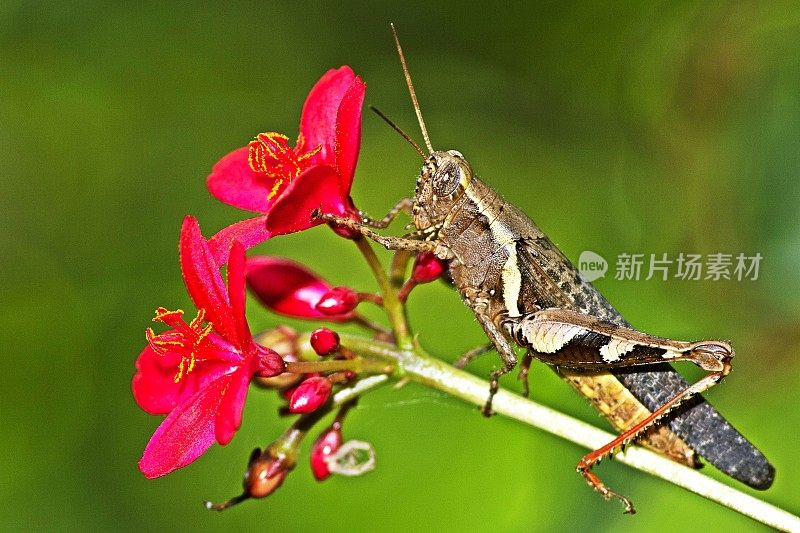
[154,307,184,322]
[246,131,323,203]
[189,308,206,329]
[146,307,212,384]
[174,358,188,383]
[297,144,322,162]
[267,179,283,200]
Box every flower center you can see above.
[146,307,213,383]
[247,132,322,200]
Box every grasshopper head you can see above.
[413,150,474,228]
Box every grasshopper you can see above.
[317,26,774,512]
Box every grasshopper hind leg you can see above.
[510,308,734,513]
[576,364,729,514]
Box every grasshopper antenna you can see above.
[390,23,433,153]
[369,105,425,158]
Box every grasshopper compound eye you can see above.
[433,161,460,197]
[428,151,473,198]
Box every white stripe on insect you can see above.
[502,247,523,317]
[522,319,585,353]
[599,338,638,362]
[463,180,522,316]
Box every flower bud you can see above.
[280,372,319,401]
[246,256,352,320]
[310,327,340,356]
[315,287,358,315]
[411,252,446,283]
[310,424,343,481]
[243,456,287,499]
[253,328,303,389]
[288,376,332,413]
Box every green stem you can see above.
[353,236,413,349]
[268,405,331,468]
[390,249,413,288]
[351,314,392,337]
[285,358,395,375]
[326,333,800,531]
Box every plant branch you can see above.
[330,333,800,531]
[352,237,413,349]
[285,358,395,375]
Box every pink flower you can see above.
[133,216,285,478]
[206,67,365,265]
[245,256,354,321]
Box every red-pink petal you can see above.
[132,345,185,415]
[264,165,348,236]
[180,216,240,345]
[226,241,251,346]
[132,335,242,415]
[333,75,365,191]
[214,365,252,445]
[245,256,352,320]
[206,147,280,214]
[299,67,357,166]
[138,374,232,478]
[208,215,271,267]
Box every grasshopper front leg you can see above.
[360,198,413,228]
[454,343,494,369]
[314,210,438,254]
[506,308,733,513]
[475,311,518,416]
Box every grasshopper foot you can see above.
[577,461,637,515]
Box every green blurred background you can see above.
[2,1,799,531]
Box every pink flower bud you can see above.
[411,252,446,283]
[280,372,320,401]
[310,328,340,356]
[310,424,343,481]
[315,287,358,315]
[246,256,353,320]
[288,376,332,413]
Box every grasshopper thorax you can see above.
[412,150,474,228]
